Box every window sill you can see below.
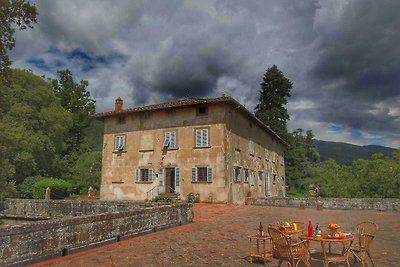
[193,146,211,149]
[244,181,249,184]
[249,153,255,157]
[139,149,154,152]
[111,181,124,184]
[191,181,212,183]
[233,180,241,183]
[162,147,179,151]
[113,150,127,154]
[135,181,153,184]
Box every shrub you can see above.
[32,178,72,199]
[19,175,46,198]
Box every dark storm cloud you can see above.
[307,0,400,134]
[10,0,400,147]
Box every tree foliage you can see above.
[0,0,37,84]
[0,69,102,201]
[52,69,96,154]
[255,64,292,141]
[303,152,400,198]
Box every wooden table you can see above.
[248,235,273,266]
[300,234,354,267]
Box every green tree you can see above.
[51,69,96,154]
[0,69,72,184]
[255,64,292,141]
[285,128,320,192]
[0,0,37,85]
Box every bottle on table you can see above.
[314,223,319,237]
[259,222,264,237]
[307,221,313,237]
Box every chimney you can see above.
[115,97,123,112]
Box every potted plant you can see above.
[246,191,252,206]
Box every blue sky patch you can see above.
[328,124,344,132]
[27,47,128,73]
[26,58,53,71]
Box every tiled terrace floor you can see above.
[30,204,400,267]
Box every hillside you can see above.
[317,140,397,165]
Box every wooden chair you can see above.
[350,221,379,267]
[268,227,311,267]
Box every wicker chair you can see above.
[350,221,379,267]
[268,227,311,267]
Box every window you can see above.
[191,166,212,182]
[250,171,254,186]
[195,128,209,147]
[163,131,177,149]
[117,116,126,124]
[249,140,254,155]
[258,172,263,186]
[135,168,153,182]
[273,174,277,184]
[280,155,285,166]
[272,151,276,163]
[114,135,125,151]
[244,169,249,183]
[265,147,269,161]
[233,167,241,182]
[197,106,208,115]
[281,176,286,186]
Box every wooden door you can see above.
[165,168,175,193]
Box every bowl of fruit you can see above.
[278,221,293,231]
[328,223,341,235]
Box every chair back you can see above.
[268,227,291,258]
[355,221,378,248]
[356,221,379,236]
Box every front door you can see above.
[165,168,175,193]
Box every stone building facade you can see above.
[95,96,287,204]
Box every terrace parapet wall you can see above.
[252,197,400,211]
[0,199,192,266]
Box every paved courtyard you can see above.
[30,204,400,267]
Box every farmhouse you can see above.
[95,96,287,204]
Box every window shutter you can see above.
[202,129,209,147]
[232,168,235,181]
[250,172,254,185]
[191,167,197,182]
[175,167,180,194]
[195,129,202,147]
[238,169,241,182]
[170,131,176,148]
[163,132,170,147]
[207,167,212,183]
[158,168,164,194]
[135,169,140,182]
[148,168,153,182]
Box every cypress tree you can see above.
[255,65,292,141]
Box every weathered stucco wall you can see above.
[0,200,192,266]
[99,101,287,204]
[253,197,400,211]
[226,106,286,204]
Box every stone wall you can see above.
[2,199,157,219]
[253,197,400,211]
[0,200,192,266]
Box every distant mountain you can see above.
[317,140,397,165]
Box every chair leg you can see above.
[367,250,375,267]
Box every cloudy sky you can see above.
[10,0,400,148]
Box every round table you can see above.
[300,234,354,266]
